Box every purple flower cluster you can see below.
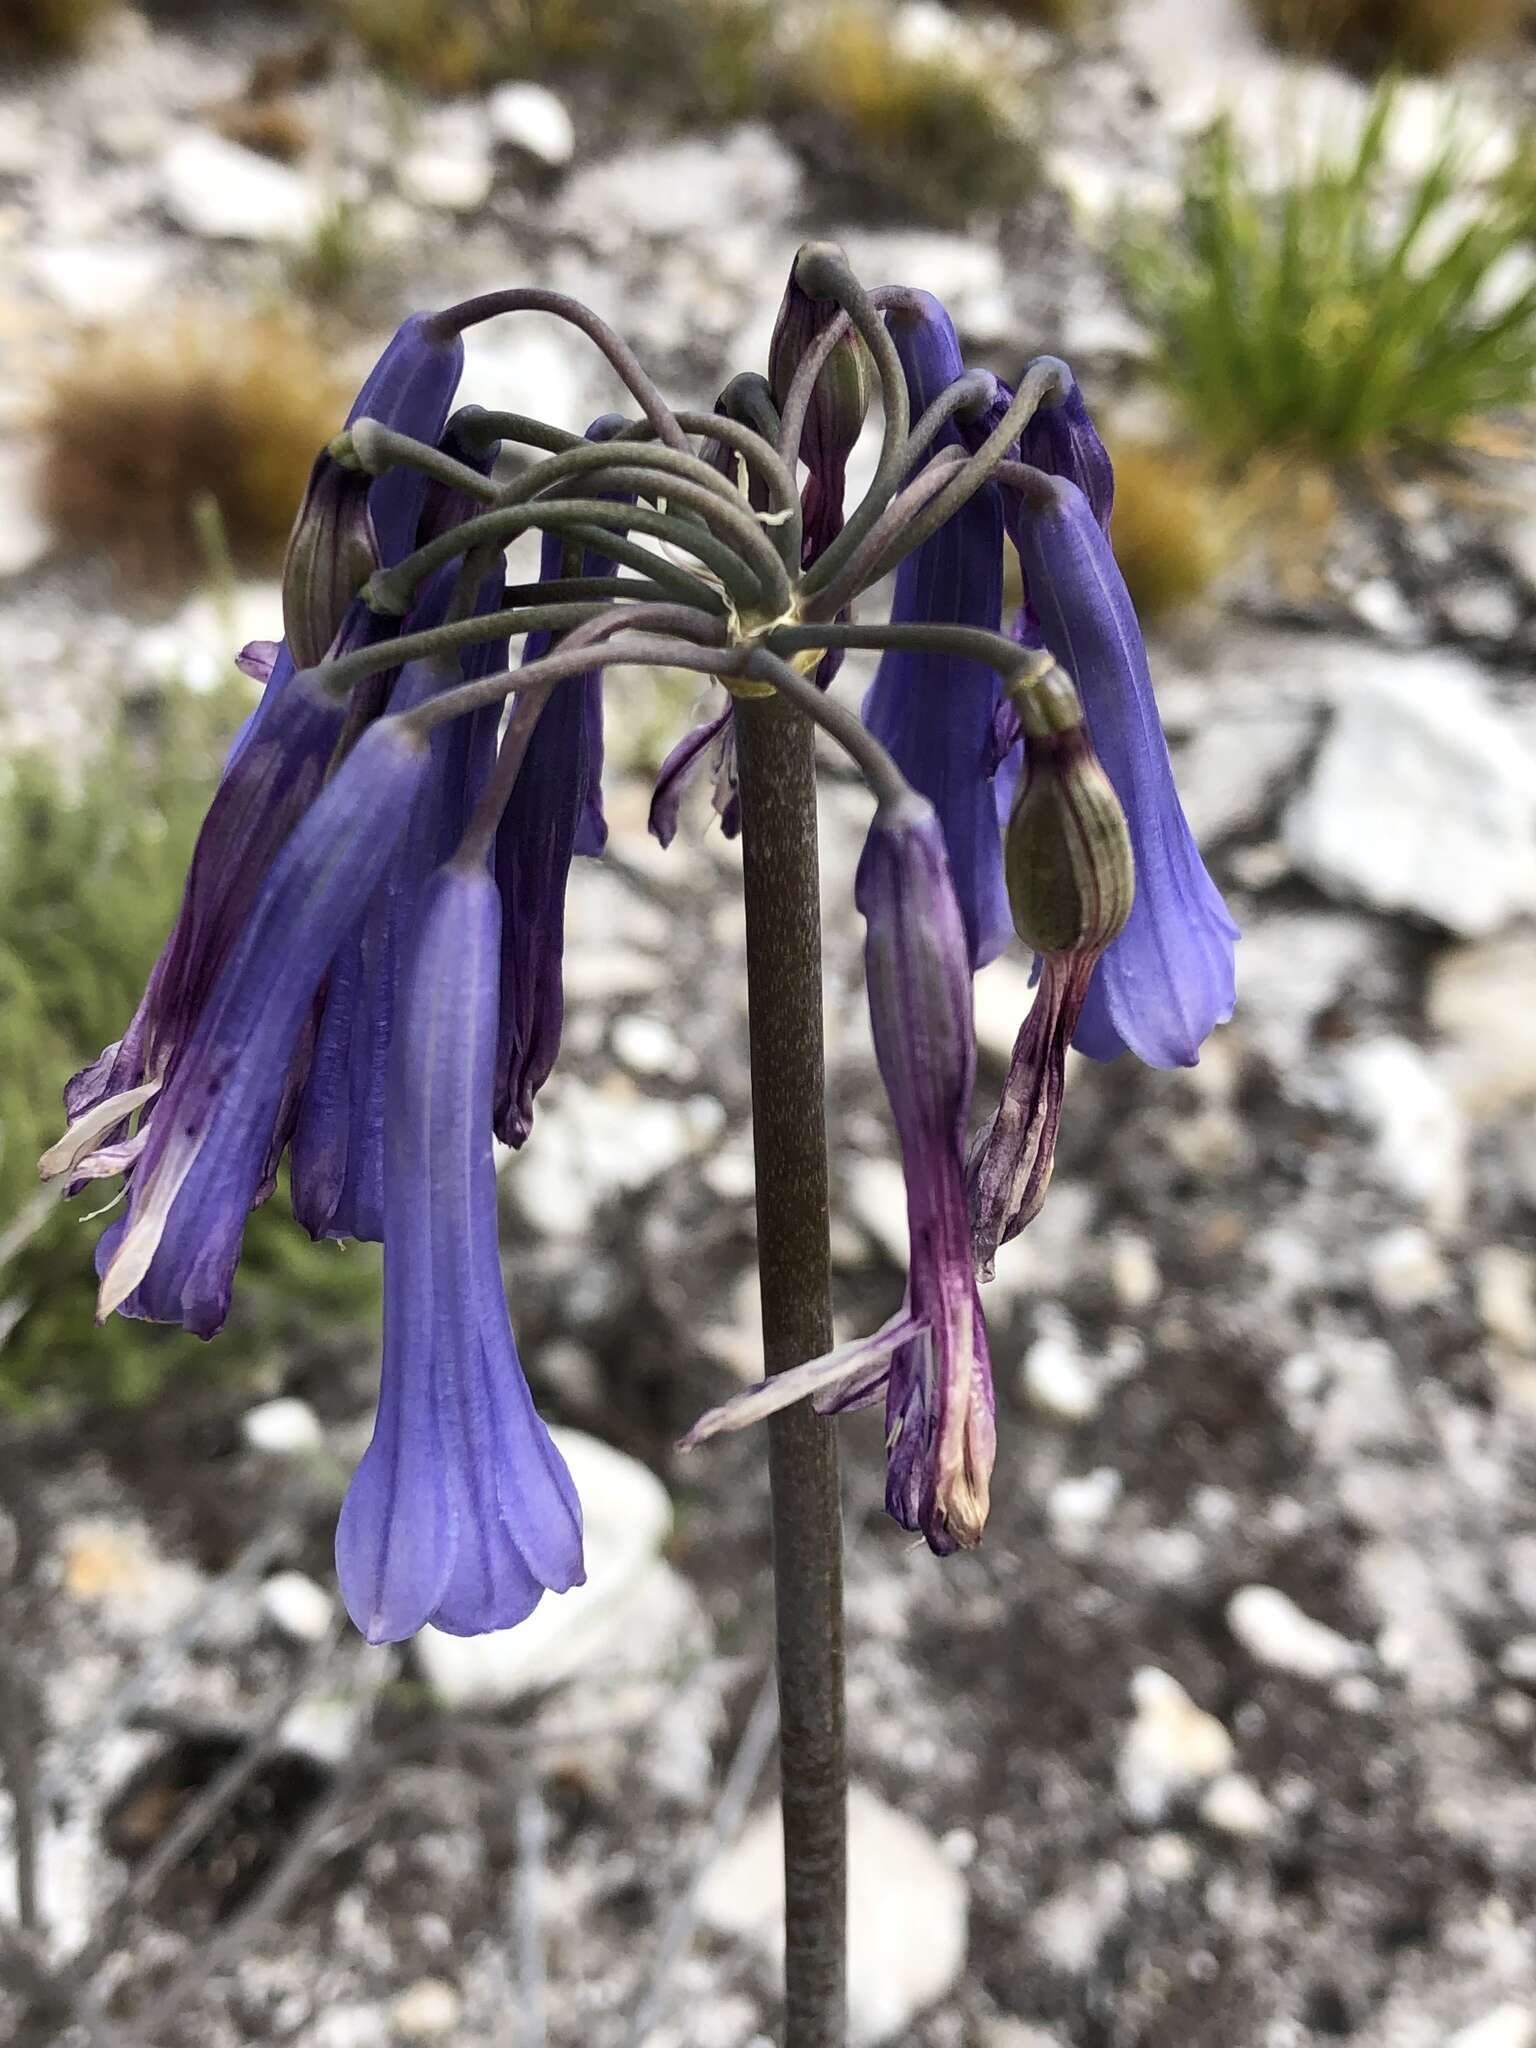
[44,260,1236,1628]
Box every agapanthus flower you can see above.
[336,859,585,1642]
[1013,476,1237,1068]
[862,292,1013,971]
[494,418,622,1147]
[291,418,506,1241]
[42,718,431,1337]
[56,315,464,1169]
[684,795,995,1555]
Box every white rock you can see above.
[1047,1468,1122,1547]
[846,1155,911,1267]
[971,953,1035,1063]
[1365,1226,1452,1312]
[836,231,1012,343]
[1171,701,1317,848]
[698,1784,967,2047]
[415,1430,691,1709]
[507,1079,725,1235]
[1475,1246,1536,1354]
[1441,578,1523,643]
[1107,1232,1160,1312]
[1333,1035,1467,1231]
[1227,1585,1367,1681]
[487,82,576,167]
[460,316,600,441]
[391,1979,463,2040]
[1021,1328,1099,1424]
[1349,577,1423,644]
[57,1517,206,1641]
[24,243,169,319]
[1498,1636,1536,1688]
[161,130,321,242]
[1284,650,1536,936]
[1117,1668,1234,1824]
[611,1012,686,1078]
[1359,1542,1477,1708]
[0,446,48,581]
[1031,1862,1128,1973]
[982,2026,1067,2048]
[1231,909,1381,1073]
[557,127,800,249]
[1449,2008,1536,2048]
[242,1395,325,1457]
[398,145,494,214]
[260,1571,333,1644]
[1199,1772,1275,1838]
[1430,930,1536,1118]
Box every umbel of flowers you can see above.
[42,247,1236,1642]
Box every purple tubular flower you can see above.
[648,705,738,847]
[292,418,506,1241]
[1016,357,1114,533]
[862,292,1013,971]
[681,797,995,1556]
[490,418,627,1146]
[335,861,585,1643]
[66,718,432,1338]
[1015,477,1237,1067]
[59,315,465,1149]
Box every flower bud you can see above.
[281,449,381,670]
[769,242,871,560]
[1002,659,1134,960]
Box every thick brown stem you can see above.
[734,692,847,2048]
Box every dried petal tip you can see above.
[1002,658,1134,960]
[281,451,380,670]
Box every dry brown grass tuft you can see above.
[1250,0,1528,71]
[210,96,314,165]
[0,0,115,61]
[778,7,1035,225]
[37,307,350,591]
[1105,440,1226,620]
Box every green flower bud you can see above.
[1003,657,1135,959]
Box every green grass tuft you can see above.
[0,691,379,1416]
[1124,87,1536,463]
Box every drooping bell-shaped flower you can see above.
[1016,357,1114,534]
[493,416,623,1149]
[862,292,1013,971]
[291,416,506,1241]
[968,656,1135,1276]
[60,314,465,1155]
[683,795,995,1556]
[41,717,432,1338]
[1014,477,1237,1068]
[335,860,585,1643]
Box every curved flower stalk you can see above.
[47,719,432,1337]
[336,861,584,1642]
[1014,477,1237,1067]
[58,315,465,1166]
[683,794,995,1555]
[862,293,1013,971]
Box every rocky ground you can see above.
[2,2,1536,2046]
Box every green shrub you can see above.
[1249,0,1528,73]
[1124,88,1536,462]
[37,308,348,592]
[0,692,379,1415]
[776,6,1035,226]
